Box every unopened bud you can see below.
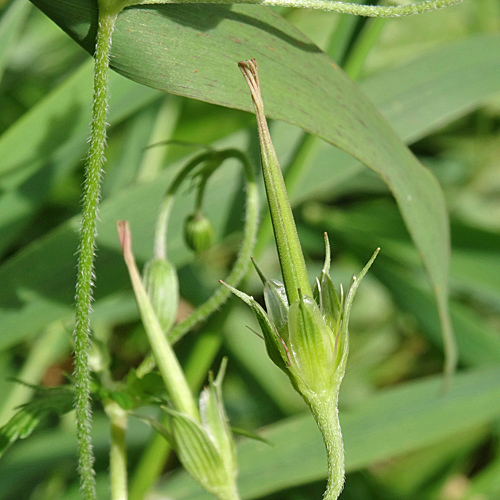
[184,212,214,253]
[142,257,179,333]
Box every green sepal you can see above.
[142,257,179,333]
[313,270,340,321]
[230,427,271,446]
[263,279,289,340]
[199,359,237,481]
[288,294,337,395]
[134,413,175,448]
[336,248,380,377]
[251,258,289,339]
[221,281,289,372]
[313,233,340,321]
[166,408,233,498]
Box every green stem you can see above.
[342,17,386,79]
[164,149,260,344]
[308,393,345,500]
[135,0,463,17]
[136,95,182,183]
[104,399,129,500]
[253,12,384,257]
[218,485,242,500]
[73,7,118,499]
[239,59,312,304]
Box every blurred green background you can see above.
[0,1,500,499]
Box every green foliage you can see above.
[0,384,74,458]
[1,0,500,499]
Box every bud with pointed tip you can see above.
[153,360,239,500]
[234,58,379,500]
[224,240,378,400]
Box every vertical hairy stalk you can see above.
[308,394,344,500]
[73,5,119,499]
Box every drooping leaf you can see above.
[31,0,456,375]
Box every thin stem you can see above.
[135,0,463,17]
[239,59,312,304]
[136,95,182,183]
[342,16,386,80]
[104,399,129,500]
[73,7,117,499]
[167,150,260,344]
[308,393,345,500]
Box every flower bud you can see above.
[142,257,178,333]
[184,212,214,253]
[162,360,239,500]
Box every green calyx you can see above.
[235,58,379,400]
[225,239,378,401]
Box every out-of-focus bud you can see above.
[162,359,239,500]
[184,212,214,253]
[142,257,179,333]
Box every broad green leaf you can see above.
[29,1,500,377]
[30,0,455,374]
[157,366,500,499]
[2,28,500,358]
[293,32,500,203]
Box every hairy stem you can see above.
[308,393,344,500]
[73,6,118,499]
[135,0,463,18]
[166,150,260,344]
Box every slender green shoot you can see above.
[132,0,463,17]
[73,3,121,498]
